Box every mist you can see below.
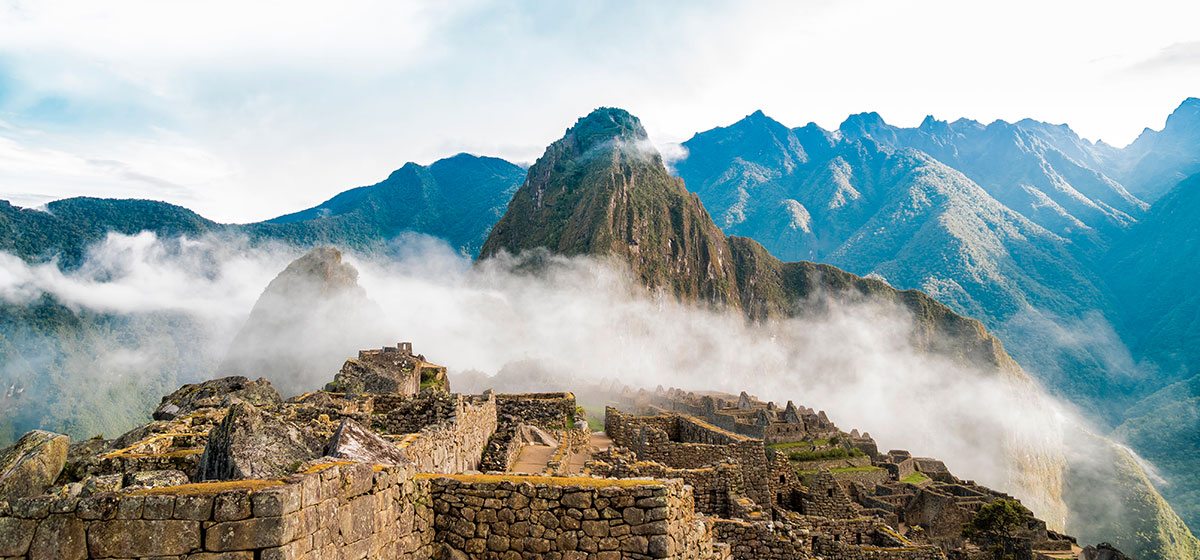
[0,231,1146,532]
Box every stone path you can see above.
[565,433,613,474]
[1033,545,1081,559]
[509,444,554,474]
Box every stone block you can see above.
[213,491,251,522]
[76,494,119,520]
[12,496,50,519]
[143,494,176,519]
[30,515,86,560]
[0,517,36,556]
[205,514,304,551]
[175,494,215,520]
[252,484,301,517]
[88,519,201,557]
[186,552,256,560]
[0,430,69,502]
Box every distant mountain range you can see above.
[0,152,525,266]
[2,100,1200,554]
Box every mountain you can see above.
[0,198,220,267]
[1114,373,1200,533]
[835,112,1146,246]
[1106,172,1200,530]
[481,107,1199,560]
[481,108,1017,372]
[254,153,526,256]
[674,111,1133,411]
[1107,172,1200,381]
[218,246,386,395]
[482,107,743,308]
[0,153,526,265]
[1115,98,1200,202]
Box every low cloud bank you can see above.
[0,231,1143,531]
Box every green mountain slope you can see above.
[481,108,1018,373]
[255,153,525,256]
[1107,172,1200,381]
[481,107,1199,560]
[674,111,1134,412]
[0,153,526,264]
[1114,373,1200,532]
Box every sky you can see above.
[1,0,1199,222]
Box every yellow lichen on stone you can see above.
[130,479,284,496]
[417,472,665,488]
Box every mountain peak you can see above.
[1166,97,1200,126]
[567,107,648,151]
[840,111,886,129]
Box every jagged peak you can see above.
[383,161,426,182]
[1165,96,1200,126]
[839,111,887,131]
[566,107,649,151]
[919,115,944,128]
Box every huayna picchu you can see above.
[0,341,1117,560]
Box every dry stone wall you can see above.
[427,474,730,560]
[397,394,498,474]
[0,462,434,560]
[604,408,774,512]
[496,393,578,430]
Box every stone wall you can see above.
[496,393,578,430]
[715,515,944,560]
[371,392,459,435]
[604,408,774,512]
[0,462,434,560]
[397,394,498,474]
[801,470,859,519]
[426,474,730,560]
[712,519,808,559]
[587,449,745,517]
[478,422,523,474]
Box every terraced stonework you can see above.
[0,343,1105,559]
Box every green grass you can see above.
[797,466,884,476]
[900,471,931,485]
[786,447,865,462]
[767,438,832,453]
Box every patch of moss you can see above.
[417,473,663,488]
[130,479,284,496]
[900,472,931,485]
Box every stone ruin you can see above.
[0,343,1111,560]
[326,341,449,396]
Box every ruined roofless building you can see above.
[326,341,450,396]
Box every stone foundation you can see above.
[426,474,730,560]
[0,462,434,560]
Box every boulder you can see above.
[519,425,559,447]
[323,418,409,465]
[153,376,281,421]
[0,429,69,501]
[1081,543,1132,560]
[326,355,419,395]
[196,402,322,481]
[59,436,111,483]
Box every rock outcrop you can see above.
[153,375,281,420]
[323,418,409,465]
[195,402,322,480]
[0,429,69,501]
[218,246,386,395]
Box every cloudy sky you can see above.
[2,0,1198,222]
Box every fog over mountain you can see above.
[2,103,1200,558]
